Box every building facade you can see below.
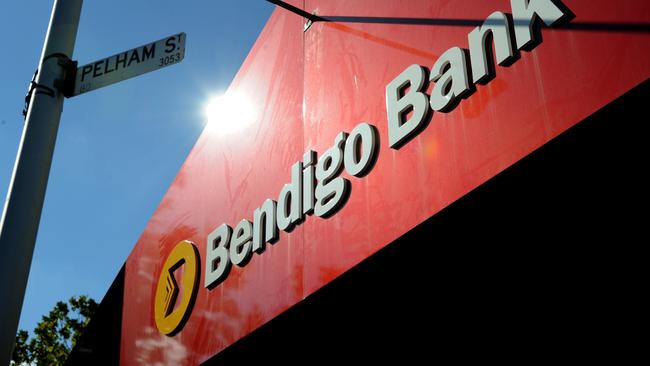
[67,1,649,364]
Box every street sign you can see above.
[72,32,186,96]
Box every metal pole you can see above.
[0,1,82,364]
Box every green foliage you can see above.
[12,295,98,365]
[11,330,30,365]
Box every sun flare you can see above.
[203,93,257,136]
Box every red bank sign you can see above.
[122,0,650,363]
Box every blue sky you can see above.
[0,1,274,334]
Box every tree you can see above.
[11,295,97,365]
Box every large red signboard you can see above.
[120,1,649,363]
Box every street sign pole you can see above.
[0,0,83,364]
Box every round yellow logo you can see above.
[154,240,200,336]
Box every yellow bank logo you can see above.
[154,240,200,335]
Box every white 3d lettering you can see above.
[205,123,379,289]
[206,0,570,290]
[387,0,568,148]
